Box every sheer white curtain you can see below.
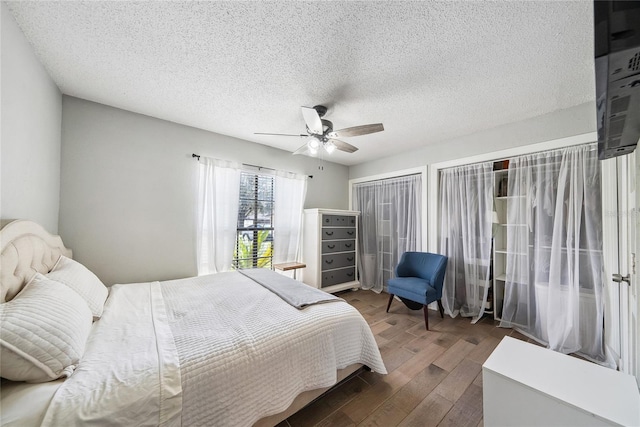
[439,162,494,323]
[273,171,307,265]
[352,174,422,293]
[500,144,609,365]
[196,157,242,275]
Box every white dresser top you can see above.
[483,336,640,427]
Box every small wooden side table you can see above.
[273,262,306,280]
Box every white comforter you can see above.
[41,272,386,426]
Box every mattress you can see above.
[34,271,386,426]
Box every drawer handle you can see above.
[347,257,354,262]
[347,272,354,277]
[326,231,334,236]
[347,231,354,236]
[327,244,336,249]
[344,243,352,248]
[325,259,334,264]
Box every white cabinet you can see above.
[492,166,530,325]
[492,167,511,321]
[301,209,360,293]
[483,337,640,426]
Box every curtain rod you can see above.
[439,142,597,173]
[191,154,312,178]
[352,172,422,186]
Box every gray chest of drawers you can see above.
[301,209,360,293]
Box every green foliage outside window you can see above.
[234,230,273,269]
[233,172,274,269]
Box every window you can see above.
[233,172,274,269]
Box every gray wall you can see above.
[349,102,596,179]
[59,97,349,285]
[1,3,62,233]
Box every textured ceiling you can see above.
[6,1,595,166]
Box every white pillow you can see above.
[0,274,93,383]
[47,255,108,318]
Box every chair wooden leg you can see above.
[437,299,444,318]
[423,305,429,330]
[386,294,394,313]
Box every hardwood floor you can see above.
[281,289,540,427]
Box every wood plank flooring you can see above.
[280,289,541,427]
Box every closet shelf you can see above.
[495,250,527,256]
[527,245,603,254]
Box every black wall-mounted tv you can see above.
[594,0,640,160]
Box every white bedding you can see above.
[39,272,386,426]
[0,379,63,426]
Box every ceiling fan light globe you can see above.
[308,138,320,150]
[324,141,336,154]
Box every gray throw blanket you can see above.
[238,268,343,309]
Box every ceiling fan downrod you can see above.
[312,105,328,118]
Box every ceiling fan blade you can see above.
[329,139,358,153]
[301,106,323,135]
[292,143,310,155]
[255,132,308,137]
[328,123,384,138]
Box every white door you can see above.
[602,158,623,368]
[602,153,637,379]
[630,151,639,385]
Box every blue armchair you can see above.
[386,252,448,330]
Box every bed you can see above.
[0,219,386,426]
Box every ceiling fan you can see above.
[255,105,384,156]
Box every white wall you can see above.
[59,97,349,285]
[349,102,596,179]
[1,3,62,233]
